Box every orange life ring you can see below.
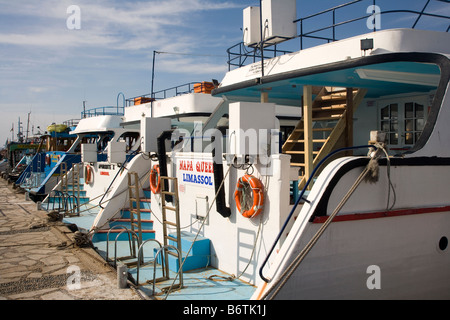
[84,165,93,185]
[234,174,265,219]
[149,164,161,194]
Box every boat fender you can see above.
[84,165,93,184]
[149,164,161,194]
[45,154,51,166]
[234,174,264,219]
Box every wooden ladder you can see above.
[60,162,68,193]
[160,176,182,283]
[127,171,143,260]
[283,86,368,189]
[71,163,81,203]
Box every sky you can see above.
[0,0,449,147]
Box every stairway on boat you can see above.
[41,178,105,232]
[43,178,91,214]
[92,185,211,274]
[153,231,211,272]
[125,230,258,300]
[283,86,367,190]
[91,187,155,263]
[92,185,254,299]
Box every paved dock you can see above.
[0,178,142,300]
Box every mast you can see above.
[17,117,23,143]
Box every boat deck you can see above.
[58,203,100,232]
[133,266,256,300]
[93,237,256,300]
[52,204,256,300]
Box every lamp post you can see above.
[259,0,265,78]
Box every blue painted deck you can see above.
[63,203,100,231]
[93,229,256,300]
[132,266,256,300]
[45,180,256,300]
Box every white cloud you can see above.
[0,0,243,50]
[0,0,247,145]
[157,54,228,75]
[28,86,51,93]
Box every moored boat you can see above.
[41,0,450,300]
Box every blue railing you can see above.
[81,106,124,118]
[63,119,80,128]
[227,0,450,70]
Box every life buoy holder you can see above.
[234,174,265,219]
[149,164,161,194]
[84,165,93,185]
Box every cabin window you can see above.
[280,126,295,145]
[380,103,399,145]
[117,132,140,152]
[404,102,425,145]
[378,96,428,151]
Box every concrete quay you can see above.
[0,178,142,300]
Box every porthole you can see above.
[438,237,448,251]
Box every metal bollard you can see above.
[117,263,128,289]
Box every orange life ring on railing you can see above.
[149,164,161,194]
[234,174,265,219]
[84,165,93,185]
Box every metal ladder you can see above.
[71,163,81,201]
[60,162,68,193]
[160,176,182,283]
[52,162,69,214]
[66,163,81,216]
[127,171,143,261]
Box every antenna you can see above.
[26,111,31,142]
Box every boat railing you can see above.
[81,106,125,118]
[125,82,202,107]
[296,0,450,50]
[227,0,450,70]
[227,42,292,71]
[63,119,80,128]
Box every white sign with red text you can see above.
[178,158,214,188]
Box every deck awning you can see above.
[212,53,443,105]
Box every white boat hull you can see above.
[254,157,450,299]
